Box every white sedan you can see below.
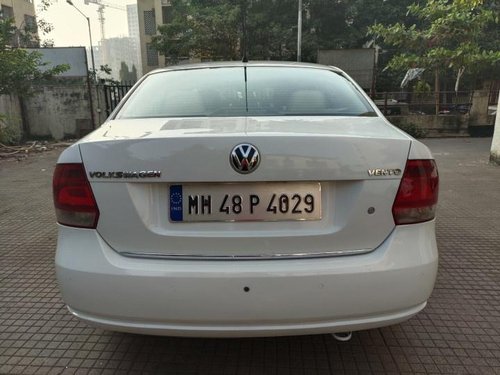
[53,62,439,338]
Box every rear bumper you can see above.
[55,221,438,337]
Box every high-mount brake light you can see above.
[53,163,99,228]
[392,159,439,225]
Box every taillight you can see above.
[53,163,99,228]
[392,159,439,225]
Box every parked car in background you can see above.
[53,62,439,337]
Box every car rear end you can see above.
[53,62,438,337]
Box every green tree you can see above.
[152,0,314,62]
[15,0,57,48]
[152,0,242,63]
[0,8,68,144]
[343,0,417,48]
[244,0,296,60]
[95,64,121,85]
[152,0,424,63]
[369,0,500,113]
[0,18,68,96]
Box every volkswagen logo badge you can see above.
[230,143,260,174]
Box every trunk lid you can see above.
[79,116,411,258]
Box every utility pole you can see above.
[66,0,96,81]
[297,0,302,62]
[66,0,98,129]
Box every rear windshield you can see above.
[117,67,375,119]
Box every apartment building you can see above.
[127,3,142,77]
[138,0,199,74]
[101,37,140,82]
[137,0,164,74]
[0,0,39,47]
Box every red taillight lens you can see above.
[392,159,439,225]
[53,163,99,228]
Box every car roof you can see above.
[148,61,343,75]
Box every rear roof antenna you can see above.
[241,3,248,63]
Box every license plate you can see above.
[169,182,321,222]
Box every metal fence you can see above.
[100,83,498,118]
[103,83,135,117]
[372,91,474,116]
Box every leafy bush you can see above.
[413,80,431,95]
[0,113,22,145]
[394,121,428,139]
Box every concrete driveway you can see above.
[0,137,499,374]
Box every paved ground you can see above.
[0,137,499,375]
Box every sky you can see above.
[39,0,136,47]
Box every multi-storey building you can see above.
[87,37,140,82]
[127,3,140,41]
[137,0,163,74]
[127,3,142,77]
[0,0,39,47]
[82,4,143,82]
[137,0,198,74]
[100,36,140,82]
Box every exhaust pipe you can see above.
[332,331,352,342]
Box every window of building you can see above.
[21,14,39,48]
[146,43,159,67]
[24,14,37,30]
[0,5,14,20]
[143,9,156,35]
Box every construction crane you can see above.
[83,0,126,42]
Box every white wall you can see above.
[23,83,94,140]
[0,95,23,142]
